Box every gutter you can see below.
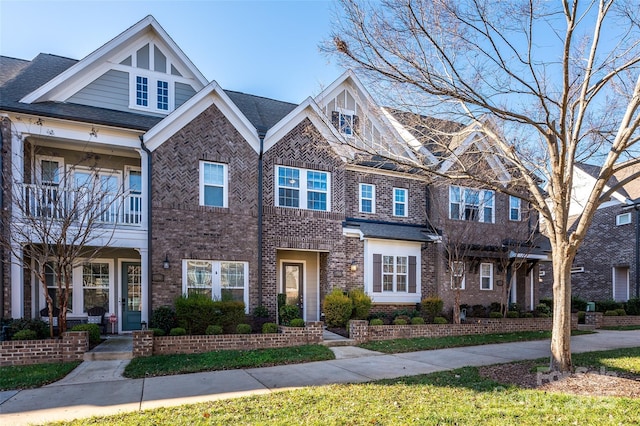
[257,130,266,308]
[139,135,153,320]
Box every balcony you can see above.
[20,183,143,226]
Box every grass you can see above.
[0,362,81,390]
[601,325,640,331]
[51,347,640,426]
[359,330,593,354]
[123,344,335,378]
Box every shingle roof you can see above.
[343,218,438,242]
[577,161,640,200]
[224,90,297,134]
[0,56,30,87]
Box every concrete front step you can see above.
[84,351,133,361]
[322,339,356,347]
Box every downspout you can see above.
[257,130,266,308]
[139,135,153,318]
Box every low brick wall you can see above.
[585,312,603,328]
[133,322,323,357]
[0,331,89,366]
[602,315,640,327]
[349,317,568,344]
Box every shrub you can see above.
[615,308,627,316]
[277,293,287,323]
[205,325,223,335]
[369,318,384,326]
[217,301,247,333]
[174,295,246,334]
[522,312,534,318]
[625,298,640,315]
[489,311,503,319]
[506,311,519,318]
[150,306,177,335]
[411,317,425,325]
[421,297,443,320]
[150,328,165,336]
[535,303,552,317]
[508,303,520,313]
[253,305,270,318]
[433,316,448,324]
[596,299,622,313]
[7,318,49,339]
[11,329,38,340]
[571,296,588,312]
[393,308,419,319]
[392,318,407,325]
[323,289,353,327]
[577,311,586,324]
[262,322,278,333]
[470,304,488,318]
[236,323,252,334]
[289,318,305,327]
[349,289,372,320]
[489,302,502,314]
[537,313,550,318]
[539,298,554,310]
[71,324,101,344]
[279,305,301,326]
[603,310,618,316]
[169,327,187,336]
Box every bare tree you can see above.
[2,130,127,336]
[329,0,640,372]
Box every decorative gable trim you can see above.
[381,108,438,165]
[144,81,259,152]
[20,15,207,105]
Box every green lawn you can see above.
[123,344,335,378]
[358,330,593,353]
[51,347,640,426]
[0,362,81,390]
[601,325,640,331]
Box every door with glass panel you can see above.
[282,262,304,316]
[121,262,142,330]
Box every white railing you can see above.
[21,183,143,226]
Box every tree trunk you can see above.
[453,286,461,324]
[550,245,575,372]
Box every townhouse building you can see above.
[1,16,546,331]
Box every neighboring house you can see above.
[1,16,549,331]
[539,161,640,303]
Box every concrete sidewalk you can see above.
[1,330,639,425]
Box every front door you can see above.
[613,266,629,302]
[121,262,142,331]
[283,262,303,316]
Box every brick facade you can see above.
[0,331,89,366]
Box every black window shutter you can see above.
[331,111,339,130]
[373,254,382,292]
[408,256,417,293]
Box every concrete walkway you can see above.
[1,330,639,425]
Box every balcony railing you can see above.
[21,183,143,226]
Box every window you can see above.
[369,242,420,303]
[183,260,248,309]
[359,183,375,213]
[71,168,121,223]
[393,188,408,217]
[450,261,466,289]
[131,73,174,113]
[617,212,632,226]
[378,255,412,293]
[125,166,142,223]
[157,80,169,110]
[276,166,330,211]
[44,262,72,311]
[571,266,585,274]
[509,196,521,221]
[82,262,110,312]
[480,263,493,290]
[340,113,354,136]
[449,186,494,223]
[199,162,228,208]
[136,76,148,106]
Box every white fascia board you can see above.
[342,227,364,240]
[144,81,259,152]
[381,108,438,165]
[574,165,627,204]
[21,16,207,104]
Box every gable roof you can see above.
[0,56,30,87]
[225,90,297,134]
[576,160,640,202]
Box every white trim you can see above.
[34,155,65,185]
[365,239,421,304]
[450,261,466,290]
[509,196,521,221]
[118,257,143,334]
[279,258,307,322]
[68,258,115,316]
[480,262,493,290]
[128,72,175,114]
[570,266,585,273]
[275,165,331,211]
[393,187,408,217]
[530,269,535,311]
[381,108,439,164]
[616,212,632,226]
[449,185,495,223]
[181,259,250,311]
[359,183,376,214]
[199,161,228,208]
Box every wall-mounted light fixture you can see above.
[163,254,170,269]
[350,260,358,272]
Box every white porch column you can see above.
[140,248,149,324]
[10,128,25,318]
[10,244,23,318]
[530,270,535,311]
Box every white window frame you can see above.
[275,166,331,211]
[359,183,376,214]
[571,266,585,273]
[450,261,466,290]
[182,260,249,311]
[337,108,355,137]
[509,196,521,221]
[129,72,175,114]
[199,161,228,208]
[480,262,493,290]
[35,155,65,185]
[364,239,421,304]
[382,255,409,293]
[449,185,495,223]
[616,212,632,226]
[393,187,408,217]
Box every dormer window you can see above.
[136,76,148,107]
[331,110,359,137]
[127,42,179,114]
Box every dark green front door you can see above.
[122,263,142,331]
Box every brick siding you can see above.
[0,331,89,366]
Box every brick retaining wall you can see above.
[602,315,640,327]
[0,331,89,366]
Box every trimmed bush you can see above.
[150,306,177,335]
[369,318,384,326]
[71,323,101,344]
[150,328,165,336]
[420,297,443,321]
[349,289,372,320]
[615,308,627,316]
[506,311,519,318]
[411,317,425,325]
[489,302,502,314]
[279,304,301,326]
[624,298,640,315]
[7,318,49,339]
[470,304,488,318]
[539,298,553,310]
[535,303,552,317]
[577,311,586,324]
[262,322,278,334]
[11,329,38,340]
[604,310,619,316]
[489,311,503,319]
[253,305,270,318]
[205,325,223,335]
[169,327,187,336]
[536,313,550,318]
[392,318,407,325]
[433,316,448,324]
[596,299,622,313]
[175,294,246,334]
[323,289,353,328]
[571,296,588,312]
[289,318,305,327]
[236,324,252,334]
[522,312,534,318]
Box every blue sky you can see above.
[0,0,344,104]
